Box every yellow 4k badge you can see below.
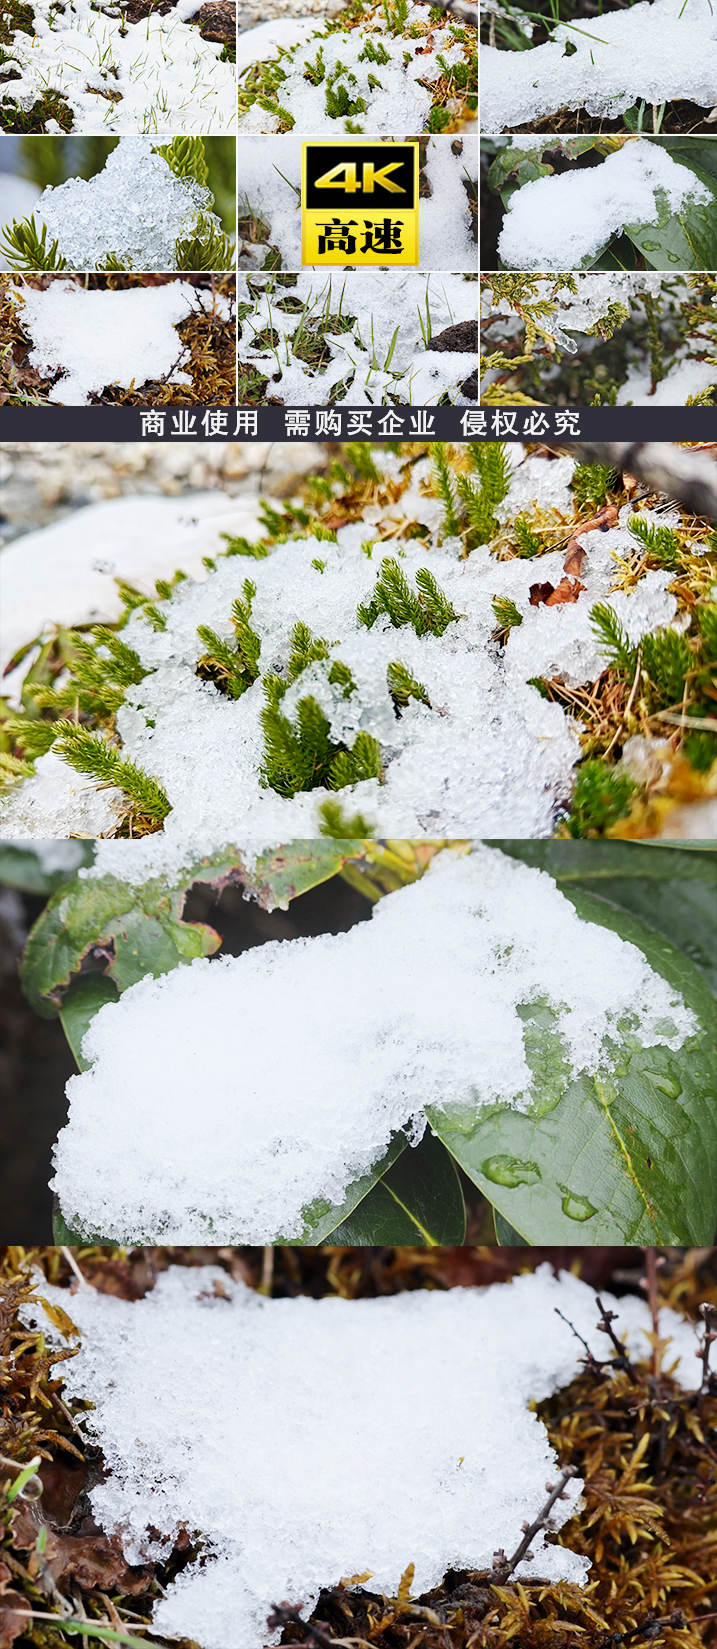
[301,142,419,266]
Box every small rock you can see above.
[460,366,478,399]
[426,319,478,353]
[197,0,235,38]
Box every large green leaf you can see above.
[325,1131,466,1245]
[59,974,120,1071]
[427,891,717,1245]
[589,233,640,270]
[623,169,717,270]
[287,1130,412,1244]
[0,842,95,894]
[484,842,717,990]
[650,138,717,188]
[19,842,349,1018]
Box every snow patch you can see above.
[481,0,717,131]
[20,1263,703,1649]
[497,140,710,272]
[16,280,197,405]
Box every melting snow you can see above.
[236,1,475,134]
[0,452,692,840]
[480,0,717,131]
[497,140,711,272]
[22,1263,703,1649]
[0,0,235,133]
[51,845,695,1243]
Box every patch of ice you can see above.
[21,1264,704,1649]
[481,0,717,130]
[497,140,710,272]
[1,838,91,873]
[51,845,696,1242]
[16,280,197,406]
[237,133,478,271]
[0,0,236,134]
[38,140,228,272]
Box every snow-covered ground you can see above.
[480,0,717,131]
[237,134,478,270]
[239,270,477,404]
[22,1263,706,1649]
[51,845,695,1242]
[496,140,710,271]
[236,0,476,133]
[12,280,209,405]
[0,447,697,841]
[0,0,236,133]
[480,272,717,405]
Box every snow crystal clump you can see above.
[497,140,711,271]
[17,281,196,405]
[481,0,717,130]
[21,1264,705,1649]
[51,845,696,1243]
[38,140,222,272]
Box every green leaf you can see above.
[427,891,717,1245]
[623,167,717,270]
[19,841,350,1018]
[0,842,95,894]
[52,1202,91,1245]
[494,1212,528,1246]
[588,233,640,270]
[59,974,120,1071]
[289,1129,412,1243]
[325,1131,466,1244]
[483,842,717,990]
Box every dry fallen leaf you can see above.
[545,576,586,606]
[563,540,587,576]
[529,582,555,606]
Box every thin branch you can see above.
[595,1297,637,1375]
[491,1465,577,1583]
[697,1302,717,1392]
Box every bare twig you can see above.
[554,1306,602,1371]
[491,1465,578,1583]
[697,1303,717,1392]
[595,1297,637,1375]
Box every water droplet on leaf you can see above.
[560,1189,597,1222]
[481,1155,541,1188]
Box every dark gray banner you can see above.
[0,406,713,439]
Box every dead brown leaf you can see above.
[529,581,555,605]
[563,539,587,577]
[545,576,586,606]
